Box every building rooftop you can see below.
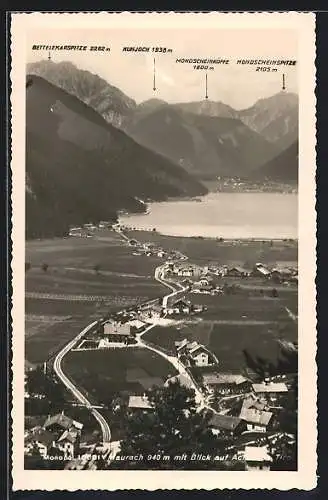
[241,395,267,412]
[252,382,288,393]
[165,373,194,390]
[127,319,146,329]
[240,408,273,426]
[209,414,242,431]
[244,446,272,463]
[128,396,153,409]
[44,412,83,431]
[203,373,248,385]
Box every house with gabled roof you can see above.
[43,412,83,433]
[252,263,271,278]
[239,407,273,433]
[42,412,83,459]
[203,373,251,394]
[209,414,246,436]
[226,266,250,278]
[252,382,288,400]
[175,339,218,367]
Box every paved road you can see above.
[139,265,207,407]
[52,230,208,445]
[53,320,111,443]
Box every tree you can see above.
[25,367,66,414]
[41,263,49,272]
[118,381,230,470]
[25,262,31,272]
[94,264,101,274]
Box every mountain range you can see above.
[26,75,206,239]
[27,60,298,182]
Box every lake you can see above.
[119,192,298,240]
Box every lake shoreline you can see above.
[119,192,298,241]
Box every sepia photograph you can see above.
[11,12,316,491]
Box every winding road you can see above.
[53,229,206,443]
[53,320,112,443]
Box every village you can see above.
[24,225,297,471]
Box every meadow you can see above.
[62,347,177,404]
[25,232,166,364]
[144,319,297,374]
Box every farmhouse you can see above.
[252,263,271,278]
[102,319,133,343]
[202,373,251,394]
[209,414,245,436]
[226,266,250,278]
[271,267,294,282]
[165,298,192,315]
[244,446,272,471]
[43,412,83,433]
[239,407,273,433]
[241,394,269,412]
[126,319,147,333]
[177,267,194,277]
[41,412,83,459]
[175,339,217,367]
[252,382,288,400]
[128,395,153,410]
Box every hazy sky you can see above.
[27,28,298,109]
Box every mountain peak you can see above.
[26,59,136,127]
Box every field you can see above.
[62,347,177,404]
[25,232,167,364]
[187,292,298,321]
[144,319,297,374]
[125,230,297,266]
[144,278,297,373]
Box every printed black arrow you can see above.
[205,73,208,99]
[282,73,286,91]
[153,58,156,91]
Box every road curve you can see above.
[53,320,111,443]
[142,265,206,406]
[52,234,200,443]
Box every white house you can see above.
[189,345,209,367]
[244,446,272,471]
[175,339,215,367]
